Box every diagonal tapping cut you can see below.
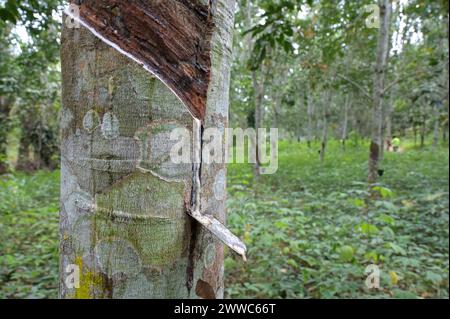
[67,0,213,120]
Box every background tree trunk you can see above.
[307,82,314,149]
[252,69,265,179]
[433,102,440,148]
[413,123,418,145]
[16,112,35,171]
[0,96,14,174]
[320,90,332,162]
[368,0,392,185]
[385,90,394,149]
[443,12,449,144]
[341,92,351,151]
[420,100,427,148]
[60,0,235,299]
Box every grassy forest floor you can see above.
[0,139,448,299]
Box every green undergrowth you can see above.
[0,140,448,299]
[225,140,449,299]
[0,171,59,298]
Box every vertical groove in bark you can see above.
[60,0,235,299]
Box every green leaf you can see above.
[338,245,355,262]
[425,271,443,284]
[373,186,394,198]
[356,223,380,235]
[386,243,407,255]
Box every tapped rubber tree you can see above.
[60,0,236,299]
[368,0,392,185]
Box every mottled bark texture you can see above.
[368,0,391,185]
[60,0,235,299]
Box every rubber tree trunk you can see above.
[307,82,314,149]
[16,111,35,172]
[420,101,427,148]
[413,124,418,146]
[271,88,281,131]
[368,0,391,185]
[385,91,394,149]
[433,103,440,148]
[0,25,14,175]
[60,0,235,299]
[341,45,353,152]
[0,96,13,174]
[438,13,449,147]
[341,92,351,151]
[445,14,449,144]
[380,98,386,161]
[252,69,265,179]
[320,90,332,163]
[420,117,426,148]
[244,0,263,181]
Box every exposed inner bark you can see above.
[68,0,214,121]
[186,215,199,294]
[196,279,216,299]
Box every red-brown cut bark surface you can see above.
[69,0,214,121]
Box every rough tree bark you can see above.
[60,0,235,299]
[368,0,392,185]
